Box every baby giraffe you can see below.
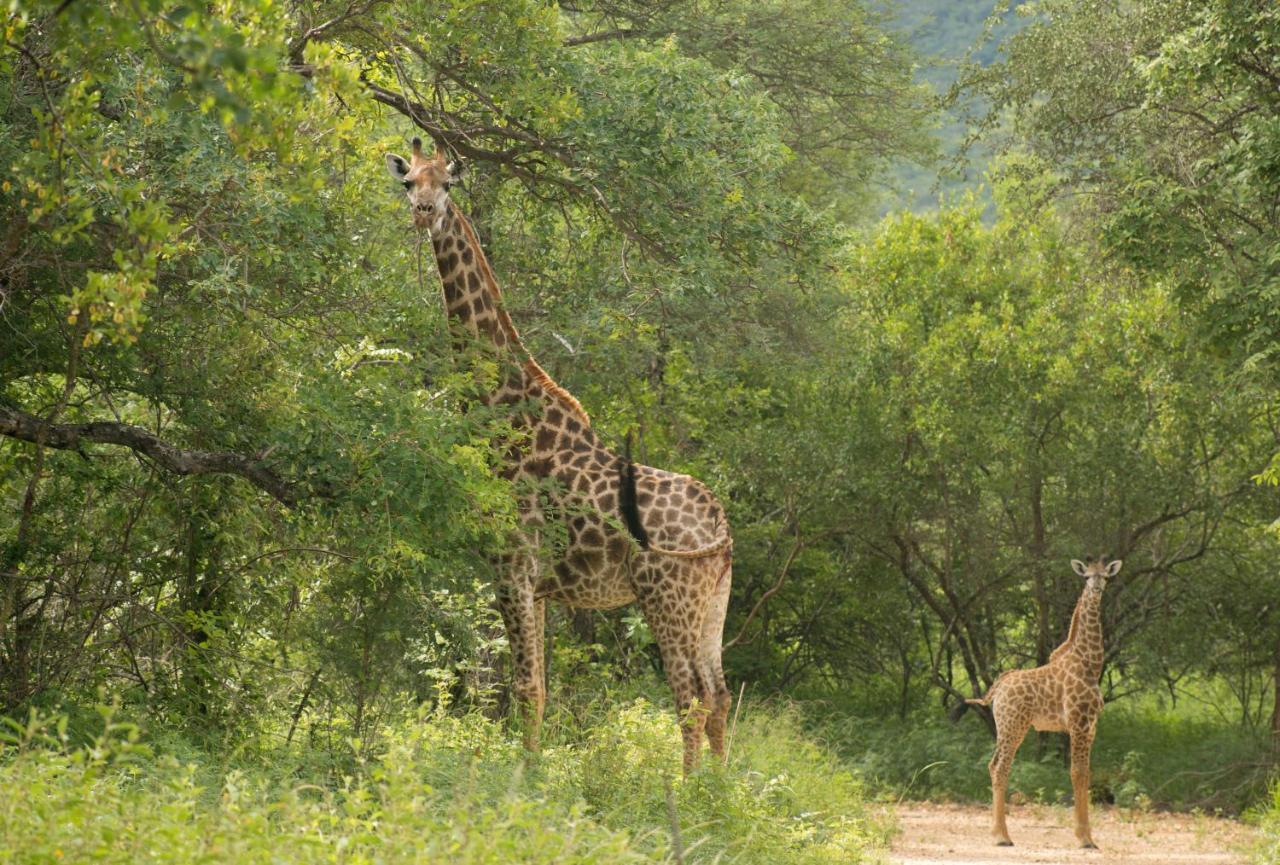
[967,556,1121,849]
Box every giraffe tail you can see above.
[646,534,734,559]
[965,671,1014,707]
[618,432,651,551]
[617,437,732,559]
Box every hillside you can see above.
[881,0,1028,213]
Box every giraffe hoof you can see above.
[1082,842,1098,850]
[995,840,1013,847]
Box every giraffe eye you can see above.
[402,180,412,190]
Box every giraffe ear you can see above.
[447,158,465,181]
[1106,559,1122,577]
[1071,559,1087,577]
[384,153,410,181]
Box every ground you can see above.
[885,801,1258,865]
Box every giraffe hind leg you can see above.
[496,565,545,753]
[635,560,710,774]
[700,556,732,761]
[989,713,1029,846]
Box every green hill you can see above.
[880,0,1028,214]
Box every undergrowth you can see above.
[1258,783,1280,865]
[0,698,886,864]
[827,697,1273,815]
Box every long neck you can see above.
[428,201,591,426]
[1052,586,1105,679]
[431,202,526,357]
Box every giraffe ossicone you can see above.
[384,139,734,773]
[966,556,1121,849]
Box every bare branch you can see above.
[563,28,646,47]
[361,76,525,163]
[288,0,386,66]
[0,405,303,506]
[724,535,806,650]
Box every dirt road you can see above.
[886,801,1258,865]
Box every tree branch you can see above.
[361,76,526,163]
[563,28,647,47]
[723,534,806,650]
[288,0,385,66]
[0,405,303,506]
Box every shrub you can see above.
[0,698,884,864]
[1256,781,1280,865]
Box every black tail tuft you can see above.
[618,431,649,550]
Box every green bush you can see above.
[829,710,1069,804]
[0,698,884,865]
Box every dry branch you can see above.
[0,405,302,506]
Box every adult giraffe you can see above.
[384,138,733,772]
[967,556,1121,848]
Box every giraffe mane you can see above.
[524,359,591,426]
[1050,602,1082,661]
[445,204,590,427]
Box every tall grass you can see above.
[0,698,886,864]
[1258,783,1280,865]
[826,695,1273,814]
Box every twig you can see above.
[723,535,807,649]
[663,776,685,865]
[287,670,322,745]
[725,680,746,763]
[563,28,646,47]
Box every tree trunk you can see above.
[1271,637,1280,746]
[1029,471,1052,665]
[181,506,222,719]
[898,642,913,720]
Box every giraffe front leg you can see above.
[989,718,1028,846]
[533,596,547,697]
[1070,729,1097,848]
[496,577,545,752]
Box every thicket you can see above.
[0,0,928,741]
[0,697,885,865]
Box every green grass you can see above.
[826,697,1274,815]
[0,698,886,864]
[6,673,1271,863]
[1257,783,1280,865]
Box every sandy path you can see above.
[884,801,1258,865]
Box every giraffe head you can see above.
[1070,557,1121,593]
[383,137,463,232]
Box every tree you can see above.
[688,193,1273,715]
[0,0,513,727]
[964,0,1280,369]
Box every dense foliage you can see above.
[0,0,927,740]
[2,0,1280,858]
[0,698,884,864]
[967,0,1280,370]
